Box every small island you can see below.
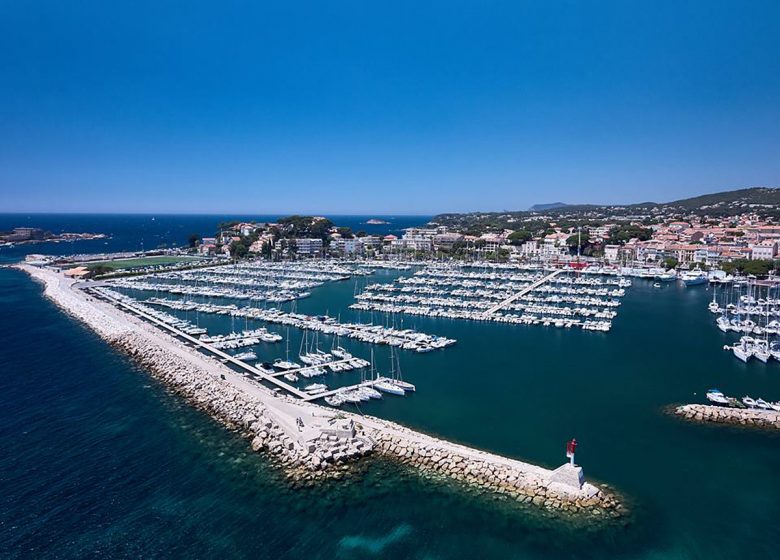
[0,227,107,247]
[365,218,390,225]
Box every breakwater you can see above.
[18,264,622,517]
[675,404,780,429]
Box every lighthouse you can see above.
[550,438,585,490]
[566,438,577,466]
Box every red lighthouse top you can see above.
[566,439,577,456]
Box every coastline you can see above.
[16,263,623,518]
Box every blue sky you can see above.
[1,0,778,214]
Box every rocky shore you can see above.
[675,404,780,429]
[18,263,623,517]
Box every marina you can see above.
[707,280,780,363]
[87,285,425,404]
[5,216,780,560]
[351,263,628,331]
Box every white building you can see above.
[295,238,323,256]
[751,240,777,260]
[397,228,435,252]
[604,244,620,262]
[332,237,360,255]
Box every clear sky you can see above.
[1,1,778,214]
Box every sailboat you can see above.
[390,348,416,392]
[371,349,405,396]
[273,327,299,369]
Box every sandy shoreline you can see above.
[16,263,622,516]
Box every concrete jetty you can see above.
[16,263,623,517]
[483,269,565,315]
[675,404,780,429]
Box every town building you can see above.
[295,238,323,257]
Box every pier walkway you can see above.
[87,287,309,399]
[483,269,564,315]
[266,359,364,378]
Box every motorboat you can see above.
[303,383,327,394]
[655,271,677,282]
[680,269,708,286]
[273,358,299,369]
[331,346,352,359]
[755,398,772,410]
[358,386,383,399]
[705,389,730,405]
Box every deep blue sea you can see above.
[2,215,780,559]
[0,214,429,264]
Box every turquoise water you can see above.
[2,216,780,559]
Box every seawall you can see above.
[675,404,780,430]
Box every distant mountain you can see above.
[529,202,569,211]
[429,187,780,231]
[662,187,780,211]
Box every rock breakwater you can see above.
[675,404,780,429]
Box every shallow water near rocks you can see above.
[2,215,780,559]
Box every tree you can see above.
[507,230,532,245]
[88,264,114,277]
[355,230,367,237]
[187,233,201,248]
[229,241,248,259]
[337,227,354,239]
[721,258,775,276]
[278,215,334,241]
[662,257,679,270]
[217,220,240,231]
[607,225,652,244]
[566,232,590,253]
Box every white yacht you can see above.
[755,398,772,410]
[680,269,708,286]
[705,389,730,405]
[655,270,677,282]
[303,383,327,394]
[273,358,299,369]
[332,346,352,360]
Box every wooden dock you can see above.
[483,269,564,315]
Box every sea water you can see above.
[2,215,779,559]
